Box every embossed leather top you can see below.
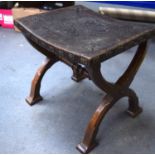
[14,5,155,62]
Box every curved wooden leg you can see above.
[26,57,58,105]
[77,42,147,153]
[116,41,147,88]
[77,95,120,153]
[76,61,118,153]
[116,41,147,117]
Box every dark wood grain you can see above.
[14,5,155,153]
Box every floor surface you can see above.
[0,5,155,154]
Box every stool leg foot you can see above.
[26,95,43,106]
[76,141,98,154]
[127,106,143,118]
[72,64,87,82]
[126,90,143,117]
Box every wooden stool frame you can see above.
[26,38,146,153]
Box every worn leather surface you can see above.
[15,5,155,62]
